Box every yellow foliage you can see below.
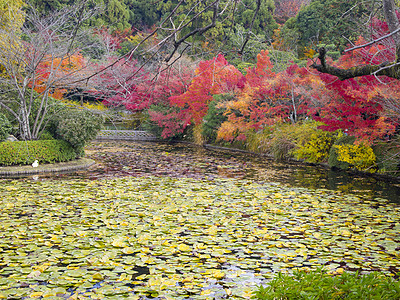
[0,0,25,30]
[244,121,337,162]
[304,47,317,59]
[293,130,335,163]
[334,143,376,172]
[0,0,25,77]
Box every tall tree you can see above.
[282,0,368,52]
[30,0,131,30]
[0,1,99,140]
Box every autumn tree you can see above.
[0,1,100,140]
[217,50,324,142]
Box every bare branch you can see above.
[239,0,261,55]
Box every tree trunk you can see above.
[383,0,400,62]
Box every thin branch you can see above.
[165,0,221,63]
[238,0,261,55]
[344,26,400,53]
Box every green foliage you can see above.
[38,130,55,140]
[51,108,104,155]
[293,128,336,163]
[224,24,269,63]
[31,0,132,30]
[317,43,341,60]
[284,0,368,53]
[0,112,12,142]
[253,269,400,300]
[373,137,400,175]
[267,49,298,72]
[0,86,65,138]
[201,95,229,143]
[0,140,77,166]
[328,134,357,170]
[233,0,277,37]
[245,123,298,160]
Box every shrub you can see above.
[50,108,103,155]
[328,134,357,170]
[253,269,400,300]
[202,96,229,144]
[0,140,77,166]
[246,128,273,154]
[293,130,336,163]
[0,86,65,138]
[0,113,12,142]
[334,143,377,172]
[373,136,400,175]
[143,104,191,141]
[245,121,326,160]
[38,130,55,140]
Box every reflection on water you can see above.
[29,141,400,203]
[200,145,400,203]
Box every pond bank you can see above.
[0,158,95,178]
[201,142,400,185]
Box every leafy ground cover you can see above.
[0,172,399,299]
[255,269,400,299]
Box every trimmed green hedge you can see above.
[0,140,77,166]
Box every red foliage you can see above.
[217,51,322,141]
[169,54,244,125]
[148,109,192,139]
[314,73,396,144]
[95,58,193,112]
[367,11,400,63]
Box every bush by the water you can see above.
[202,96,229,143]
[0,140,77,166]
[328,134,377,172]
[253,269,400,299]
[50,108,103,154]
[373,137,400,175]
[0,113,12,142]
[143,104,191,141]
[328,134,357,170]
[293,128,336,163]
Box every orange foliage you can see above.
[33,53,85,99]
[217,51,323,142]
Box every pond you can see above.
[0,140,399,299]
[63,141,400,203]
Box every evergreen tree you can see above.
[282,0,369,53]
